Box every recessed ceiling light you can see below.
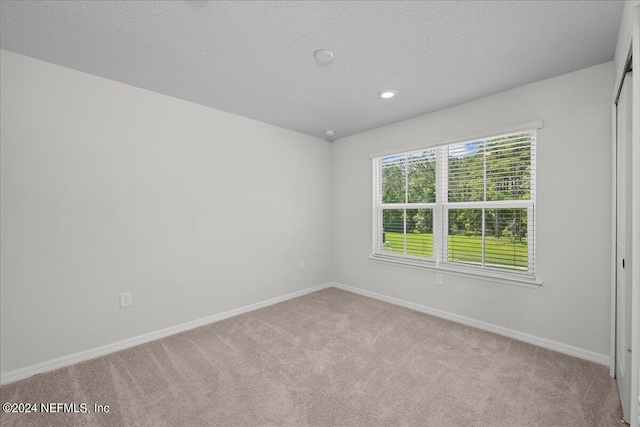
[314,49,334,63]
[325,130,335,137]
[378,89,397,99]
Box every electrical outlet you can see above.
[435,274,444,285]
[299,261,305,271]
[120,292,132,308]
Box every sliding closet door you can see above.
[616,70,633,423]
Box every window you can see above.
[372,125,538,281]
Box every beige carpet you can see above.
[0,287,623,426]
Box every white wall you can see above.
[0,50,333,374]
[332,62,614,358]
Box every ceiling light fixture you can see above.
[325,130,335,137]
[378,89,397,99]
[314,49,334,63]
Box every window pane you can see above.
[407,150,436,203]
[448,142,484,202]
[406,209,433,257]
[382,208,433,258]
[382,209,405,254]
[447,209,482,265]
[485,134,531,201]
[381,155,406,203]
[484,208,528,271]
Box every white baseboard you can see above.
[0,283,332,385]
[330,282,610,366]
[1,281,609,385]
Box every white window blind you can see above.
[372,128,537,279]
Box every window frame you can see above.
[370,121,543,287]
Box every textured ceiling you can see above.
[0,1,624,141]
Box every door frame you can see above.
[611,5,640,427]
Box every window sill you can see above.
[368,255,543,288]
